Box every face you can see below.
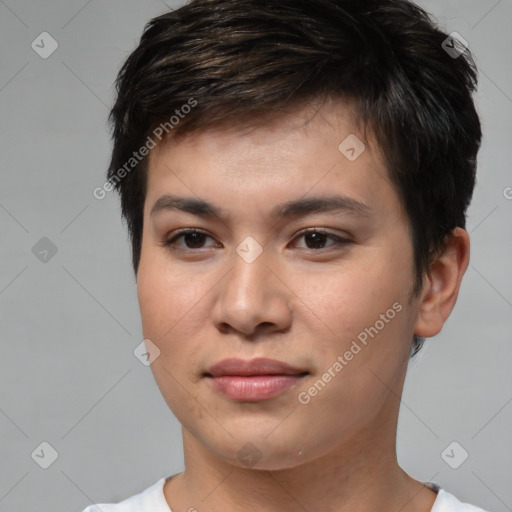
[137,99,422,470]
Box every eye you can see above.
[163,229,218,250]
[291,228,351,251]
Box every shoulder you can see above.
[81,477,171,512]
[432,488,489,512]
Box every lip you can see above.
[204,357,309,402]
[205,357,307,377]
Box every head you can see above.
[106,0,481,470]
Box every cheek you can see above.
[137,254,200,341]
[292,275,411,440]
[137,263,209,418]
[136,255,213,386]
[295,256,409,339]
[292,252,413,400]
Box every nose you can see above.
[211,242,292,338]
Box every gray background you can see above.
[0,1,511,511]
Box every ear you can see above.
[413,227,470,338]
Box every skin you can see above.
[136,98,470,512]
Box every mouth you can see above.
[203,358,309,401]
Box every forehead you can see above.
[144,99,401,223]
[149,97,372,164]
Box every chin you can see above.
[198,431,315,472]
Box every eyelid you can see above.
[293,226,351,239]
[291,227,352,248]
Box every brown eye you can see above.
[292,228,351,251]
[303,231,330,249]
[164,229,216,250]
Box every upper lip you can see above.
[204,357,308,377]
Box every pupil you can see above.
[186,232,205,248]
[306,232,325,249]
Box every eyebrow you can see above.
[150,193,372,220]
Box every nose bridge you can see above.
[214,235,290,335]
[228,235,270,308]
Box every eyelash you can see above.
[162,228,352,253]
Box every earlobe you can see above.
[413,227,470,338]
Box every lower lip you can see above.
[207,374,307,401]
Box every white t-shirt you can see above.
[81,477,489,512]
